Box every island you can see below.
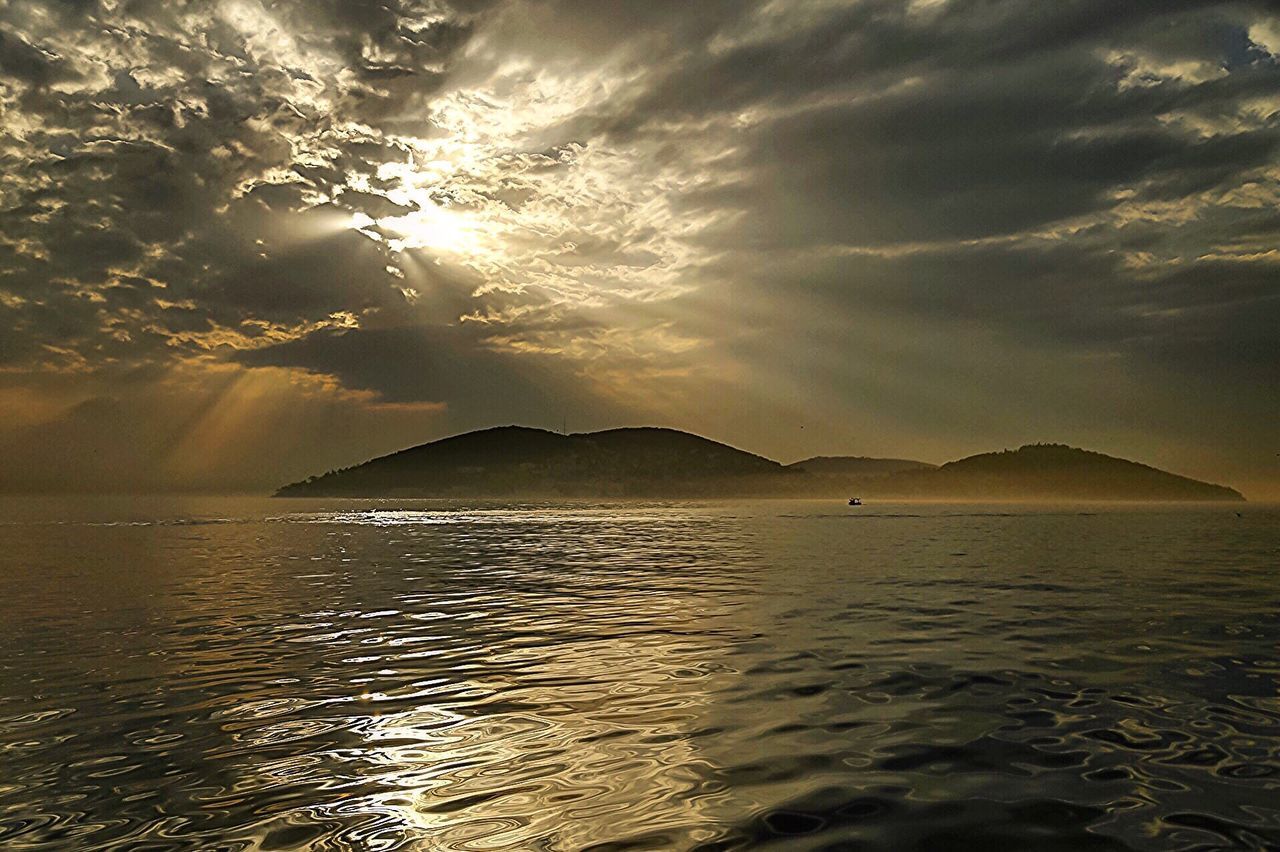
[277,426,797,498]
[878,443,1245,501]
[275,427,1244,501]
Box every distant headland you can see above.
[275,426,1244,501]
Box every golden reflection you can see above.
[94,505,754,848]
[266,512,747,849]
[336,623,731,848]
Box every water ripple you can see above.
[0,498,1276,849]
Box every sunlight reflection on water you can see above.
[0,499,1277,850]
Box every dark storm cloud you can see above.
[563,0,1279,438]
[233,323,622,427]
[704,238,1279,388]
[590,1,1279,247]
[0,27,76,87]
[592,0,1263,123]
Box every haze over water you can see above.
[2,498,1278,850]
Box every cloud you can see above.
[232,323,609,419]
[0,0,1277,491]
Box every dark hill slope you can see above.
[277,431,1243,501]
[788,456,936,476]
[880,444,1243,501]
[277,426,793,497]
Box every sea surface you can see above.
[0,497,1277,851]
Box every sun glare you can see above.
[378,202,489,256]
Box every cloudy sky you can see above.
[1,0,1277,495]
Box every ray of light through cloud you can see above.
[0,0,1277,494]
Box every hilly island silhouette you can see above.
[276,426,1244,501]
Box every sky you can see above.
[1,0,1278,496]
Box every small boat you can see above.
[848,497,862,506]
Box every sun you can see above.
[377,202,487,256]
[342,154,499,259]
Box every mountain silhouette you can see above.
[277,429,1244,501]
[277,426,794,497]
[882,444,1243,501]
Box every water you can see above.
[0,498,1277,850]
